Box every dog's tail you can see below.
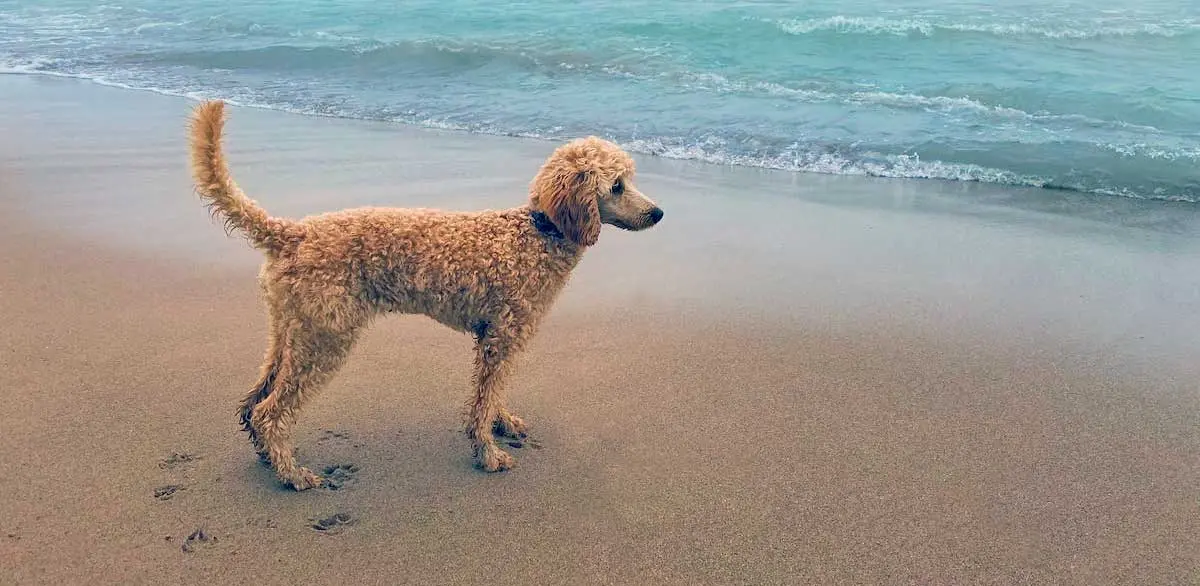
[189,100,294,252]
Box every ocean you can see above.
[2,0,1197,202]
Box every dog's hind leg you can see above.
[239,311,284,463]
[251,318,362,490]
[240,351,280,463]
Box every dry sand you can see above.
[1,75,1199,585]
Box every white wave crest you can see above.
[621,136,1050,187]
[777,16,935,36]
[1103,142,1200,161]
[674,71,1034,119]
[772,16,1200,39]
[132,21,180,35]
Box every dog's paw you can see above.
[283,467,324,491]
[493,412,528,439]
[476,445,516,473]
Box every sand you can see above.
[1,74,1199,585]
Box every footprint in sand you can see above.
[321,463,360,490]
[180,528,217,553]
[309,512,355,535]
[158,452,200,471]
[317,429,349,442]
[504,437,544,450]
[153,485,186,501]
[244,517,278,530]
[317,429,360,446]
[318,428,365,449]
[156,453,198,501]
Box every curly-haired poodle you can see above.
[188,100,664,490]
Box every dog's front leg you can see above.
[466,321,527,472]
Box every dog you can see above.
[188,100,663,490]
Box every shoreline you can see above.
[3,74,1198,241]
[3,68,1198,208]
[2,73,1199,584]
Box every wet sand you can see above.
[1,75,1199,585]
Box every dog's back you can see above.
[259,205,578,334]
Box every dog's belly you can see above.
[367,279,491,335]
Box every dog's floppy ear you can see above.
[532,167,600,247]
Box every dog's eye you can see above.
[611,181,624,196]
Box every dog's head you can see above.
[529,137,663,247]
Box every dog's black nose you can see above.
[649,207,664,224]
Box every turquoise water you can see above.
[2,0,1198,201]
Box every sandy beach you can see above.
[1,75,1199,585]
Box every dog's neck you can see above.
[529,209,564,240]
[523,206,586,270]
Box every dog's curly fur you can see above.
[188,100,663,490]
